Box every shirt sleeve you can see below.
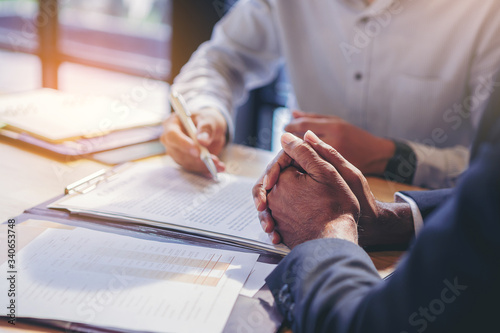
[171,0,284,141]
[406,142,469,189]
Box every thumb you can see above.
[280,133,339,184]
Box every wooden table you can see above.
[0,138,423,332]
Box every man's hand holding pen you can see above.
[163,91,227,179]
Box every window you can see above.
[0,0,284,150]
[0,0,171,94]
[58,0,171,81]
[0,0,39,54]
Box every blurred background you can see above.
[0,0,291,150]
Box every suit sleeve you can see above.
[266,138,500,333]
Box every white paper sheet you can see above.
[0,227,258,333]
[240,262,277,298]
[50,160,289,255]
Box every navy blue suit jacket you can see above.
[267,75,500,332]
[267,123,500,333]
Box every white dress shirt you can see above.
[172,0,500,188]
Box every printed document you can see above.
[0,227,258,333]
[50,160,289,254]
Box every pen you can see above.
[169,90,219,181]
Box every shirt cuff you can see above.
[395,192,424,235]
[405,141,469,189]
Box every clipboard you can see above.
[49,161,289,256]
[14,157,286,258]
[64,163,132,195]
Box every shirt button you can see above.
[355,72,363,80]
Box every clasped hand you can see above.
[253,131,370,248]
[253,130,414,249]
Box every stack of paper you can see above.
[0,226,258,333]
[50,159,290,255]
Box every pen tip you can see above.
[201,154,219,182]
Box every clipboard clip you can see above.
[65,163,131,195]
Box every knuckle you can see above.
[266,160,277,174]
[252,184,264,200]
[295,142,314,160]
[352,168,364,181]
[263,211,274,225]
[267,189,278,210]
[344,173,358,186]
[251,186,259,198]
[324,144,339,156]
